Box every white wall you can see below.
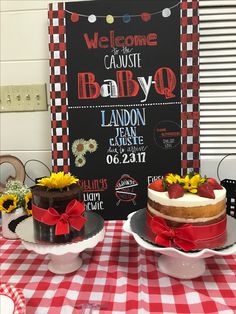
[0,0,80,186]
[0,0,235,187]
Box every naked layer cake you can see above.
[147,173,226,251]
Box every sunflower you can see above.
[72,139,87,156]
[0,194,18,213]
[86,139,98,153]
[182,173,206,194]
[75,154,86,167]
[24,191,32,215]
[37,172,78,190]
[165,173,182,185]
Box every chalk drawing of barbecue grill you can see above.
[115,174,138,206]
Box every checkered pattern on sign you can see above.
[181,0,200,174]
[48,0,200,174]
[48,2,70,173]
[1,222,236,314]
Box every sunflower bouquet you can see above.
[0,180,32,215]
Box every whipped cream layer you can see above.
[148,187,226,207]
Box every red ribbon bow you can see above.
[150,216,197,251]
[41,199,87,236]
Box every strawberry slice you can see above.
[198,183,215,199]
[207,178,223,190]
[168,184,184,199]
[149,179,165,192]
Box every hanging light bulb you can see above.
[162,8,171,18]
[141,12,151,22]
[88,14,97,23]
[71,13,79,23]
[106,14,114,24]
[122,14,131,23]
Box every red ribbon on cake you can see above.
[147,211,227,251]
[32,200,87,236]
[150,216,197,251]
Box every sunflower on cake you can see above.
[31,172,86,243]
[147,173,226,251]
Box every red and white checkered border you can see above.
[180,0,200,174]
[49,2,70,173]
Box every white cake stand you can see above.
[123,211,236,279]
[15,215,105,274]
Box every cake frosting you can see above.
[31,172,86,243]
[146,173,227,251]
[148,188,226,207]
[148,188,226,223]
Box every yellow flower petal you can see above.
[189,188,198,194]
[24,191,32,215]
[165,173,177,184]
[37,172,78,190]
[0,194,18,213]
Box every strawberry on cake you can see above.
[147,173,226,251]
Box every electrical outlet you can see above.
[0,84,48,112]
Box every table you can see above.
[1,221,236,314]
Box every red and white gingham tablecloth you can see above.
[1,221,236,314]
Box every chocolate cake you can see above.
[31,173,85,243]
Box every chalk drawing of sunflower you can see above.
[72,139,87,156]
[75,154,86,167]
[86,139,98,153]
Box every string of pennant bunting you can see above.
[65,1,180,24]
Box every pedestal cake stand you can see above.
[15,212,105,274]
[123,210,236,279]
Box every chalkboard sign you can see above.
[48,0,200,220]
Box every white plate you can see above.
[0,294,15,314]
